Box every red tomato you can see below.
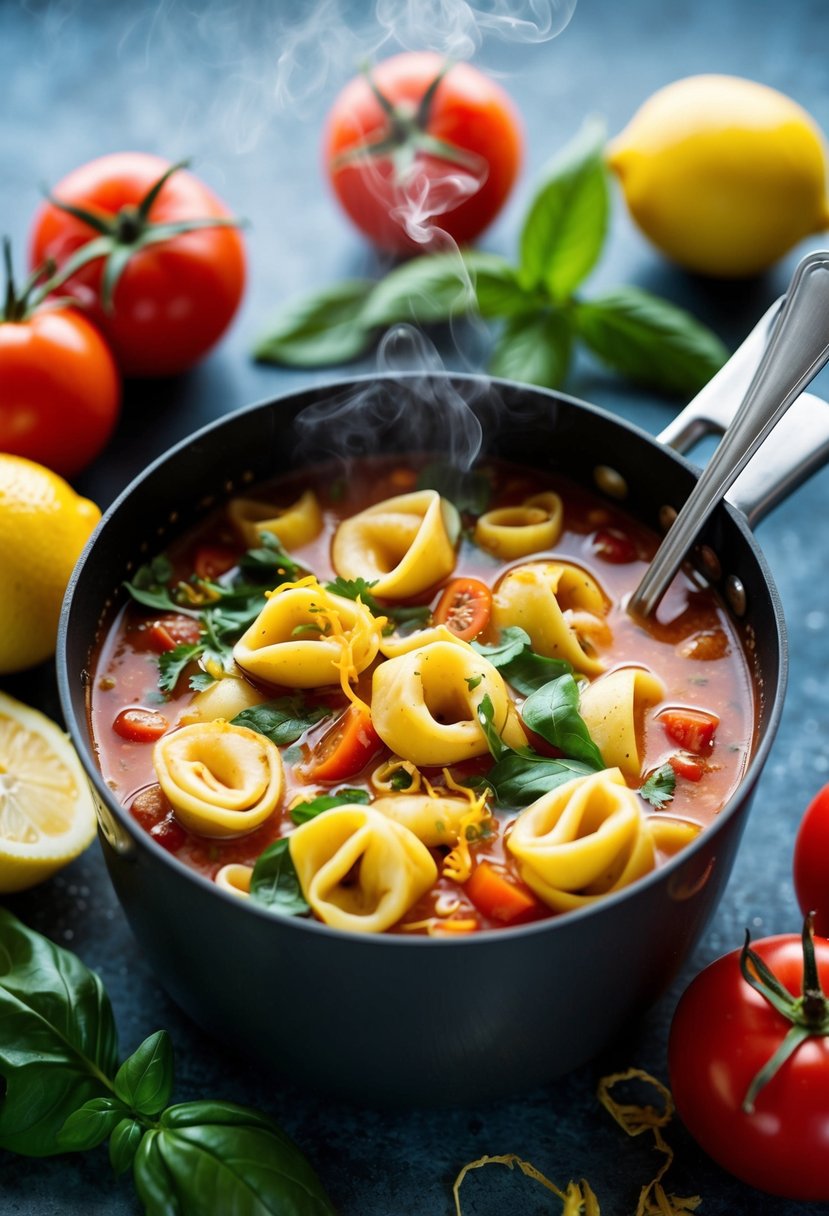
[194,544,238,581]
[29,153,246,377]
[324,52,522,253]
[0,260,119,476]
[668,925,829,1200]
[304,704,383,782]
[466,860,541,925]
[113,707,169,743]
[794,785,829,936]
[433,577,492,641]
[667,751,705,782]
[590,527,636,563]
[658,707,718,753]
[145,615,203,653]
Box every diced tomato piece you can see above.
[659,708,719,753]
[194,544,238,581]
[591,527,636,563]
[146,615,203,653]
[304,704,384,783]
[150,816,187,853]
[668,751,706,782]
[113,707,169,743]
[466,860,541,925]
[433,577,492,642]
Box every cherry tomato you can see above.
[193,544,237,581]
[794,784,829,936]
[130,786,187,853]
[466,860,541,925]
[0,242,119,477]
[658,707,718,753]
[324,52,522,253]
[669,925,829,1200]
[304,704,383,783]
[113,707,169,743]
[145,615,203,653]
[590,527,636,563]
[433,577,492,641]
[29,153,246,377]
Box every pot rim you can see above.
[56,370,789,947]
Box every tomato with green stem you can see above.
[0,239,119,478]
[324,52,522,254]
[668,917,829,1200]
[29,153,246,377]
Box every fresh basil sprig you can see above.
[232,695,332,746]
[0,909,334,1214]
[252,119,727,396]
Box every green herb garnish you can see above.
[640,763,677,809]
[0,909,333,1213]
[249,839,310,917]
[232,696,332,746]
[290,788,370,824]
[473,627,573,695]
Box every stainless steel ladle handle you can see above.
[628,251,829,619]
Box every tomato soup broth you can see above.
[90,456,755,935]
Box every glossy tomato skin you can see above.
[794,785,829,936]
[29,152,246,377]
[0,306,119,477]
[324,52,522,253]
[668,934,829,1200]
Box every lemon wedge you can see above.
[0,691,97,893]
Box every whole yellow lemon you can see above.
[607,74,829,277]
[0,454,100,673]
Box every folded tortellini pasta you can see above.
[289,805,437,933]
[507,767,655,912]
[371,640,527,765]
[179,674,267,726]
[233,576,383,690]
[371,792,477,847]
[492,561,609,675]
[474,491,563,559]
[579,665,665,781]
[154,721,283,838]
[331,489,460,599]
[228,489,323,550]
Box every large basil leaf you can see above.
[290,788,369,824]
[114,1029,174,1117]
[232,697,332,746]
[0,909,119,1156]
[522,675,605,770]
[133,1101,336,1216]
[484,752,596,807]
[252,279,375,366]
[488,308,573,389]
[518,117,609,300]
[473,628,572,696]
[573,286,728,396]
[57,1097,128,1153]
[250,839,310,917]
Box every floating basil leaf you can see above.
[521,675,604,770]
[291,788,370,824]
[484,752,596,807]
[133,1101,335,1216]
[0,908,119,1156]
[114,1029,174,1117]
[237,530,301,584]
[250,839,310,917]
[233,697,332,747]
[473,628,573,695]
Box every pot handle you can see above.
[658,298,829,529]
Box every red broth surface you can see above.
[89,456,755,934]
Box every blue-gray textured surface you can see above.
[2,0,829,1212]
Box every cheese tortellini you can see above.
[154,721,283,838]
[507,768,655,912]
[331,489,460,599]
[371,792,477,847]
[233,576,383,690]
[289,805,437,934]
[228,489,323,550]
[492,561,609,675]
[179,674,266,726]
[579,665,665,781]
[371,640,527,766]
[474,491,563,558]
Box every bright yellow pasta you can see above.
[492,561,610,675]
[227,489,323,550]
[507,767,655,912]
[289,805,437,934]
[233,576,383,690]
[179,675,267,726]
[331,489,460,599]
[474,491,563,558]
[371,640,527,766]
[154,721,283,839]
[579,665,665,781]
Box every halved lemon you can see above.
[0,691,98,893]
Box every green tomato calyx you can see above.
[739,914,829,1113]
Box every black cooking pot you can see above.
[57,311,829,1106]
